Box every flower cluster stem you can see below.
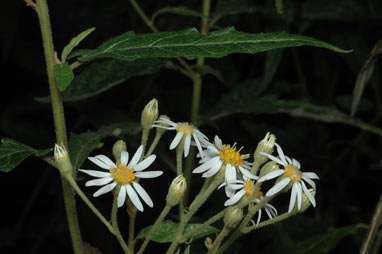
[209,226,231,254]
[127,201,138,253]
[137,205,172,254]
[112,187,130,254]
[243,211,297,233]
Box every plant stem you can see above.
[242,211,297,233]
[127,201,138,253]
[141,128,150,157]
[129,0,158,32]
[176,139,185,220]
[34,1,82,253]
[209,226,231,254]
[137,205,172,254]
[112,187,130,254]
[145,130,162,158]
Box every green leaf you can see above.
[152,6,203,22]
[78,27,352,62]
[136,220,218,243]
[295,224,361,254]
[184,245,190,254]
[336,95,374,114]
[69,122,140,171]
[208,83,382,136]
[36,58,162,102]
[54,63,74,91]
[213,0,254,18]
[61,27,95,62]
[0,138,52,172]
[275,0,284,14]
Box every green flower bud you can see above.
[166,175,187,207]
[224,206,243,229]
[254,132,276,165]
[112,140,127,164]
[141,98,159,130]
[54,144,73,175]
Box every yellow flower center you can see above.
[219,145,244,167]
[110,163,135,185]
[284,164,301,182]
[176,122,194,135]
[244,179,255,197]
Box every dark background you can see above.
[1,0,382,253]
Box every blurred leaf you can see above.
[213,0,255,18]
[257,48,283,95]
[36,58,162,102]
[197,64,224,82]
[61,27,96,62]
[78,27,352,62]
[136,220,218,243]
[208,83,382,136]
[295,224,361,254]
[152,6,203,22]
[336,95,374,114]
[184,245,190,254]
[0,138,52,172]
[54,63,74,91]
[69,121,140,171]
[351,39,382,116]
[275,0,283,14]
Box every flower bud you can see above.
[54,144,73,175]
[112,140,127,164]
[296,188,316,213]
[224,206,243,229]
[141,98,159,130]
[254,132,276,165]
[166,175,187,206]
[259,161,280,178]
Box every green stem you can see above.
[112,187,130,254]
[127,201,138,253]
[209,226,231,254]
[137,205,172,254]
[242,211,297,233]
[129,0,158,32]
[145,131,162,158]
[141,128,150,156]
[34,1,81,253]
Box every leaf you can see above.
[257,48,283,95]
[69,121,140,171]
[36,58,162,102]
[295,224,361,254]
[152,6,203,22]
[136,220,218,243]
[0,138,52,172]
[208,83,382,136]
[54,63,74,91]
[184,245,190,254]
[213,0,254,18]
[78,27,352,62]
[61,27,96,62]
[275,0,284,14]
[197,64,224,82]
[336,95,374,114]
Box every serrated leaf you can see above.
[0,138,52,172]
[295,224,361,254]
[36,58,162,102]
[136,220,218,243]
[61,27,95,62]
[54,63,74,91]
[69,122,140,171]
[152,6,203,22]
[208,83,382,136]
[78,27,351,62]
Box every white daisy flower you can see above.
[152,117,209,157]
[258,143,319,213]
[222,179,278,227]
[193,135,257,197]
[79,145,163,212]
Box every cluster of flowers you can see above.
[78,114,319,225]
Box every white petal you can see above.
[202,160,222,178]
[302,176,316,190]
[151,124,176,130]
[256,208,262,227]
[288,183,298,213]
[86,177,113,186]
[224,189,245,206]
[296,183,302,210]
[192,133,203,157]
[93,182,117,197]
[135,155,156,171]
[155,118,177,127]
[118,185,127,207]
[285,156,292,164]
[121,151,129,166]
[128,145,143,168]
[225,185,235,198]
[301,181,316,207]
[275,143,287,165]
[302,172,320,180]
[94,155,117,168]
[292,158,301,169]
[135,171,163,178]
[207,145,219,154]
[264,206,272,219]
[258,169,284,182]
[169,131,184,150]
[266,178,291,196]
[132,182,153,208]
[126,184,143,212]
[225,164,237,183]
[239,166,258,180]
[79,169,111,178]
[88,156,115,170]
[214,135,222,148]
[184,133,191,157]
[193,156,220,174]
[259,152,285,166]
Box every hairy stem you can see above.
[112,187,130,254]
[209,226,231,254]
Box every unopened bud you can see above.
[141,98,159,130]
[112,140,127,164]
[54,144,73,175]
[296,188,316,213]
[224,207,243,229]
[254,132,276,165]
[166,175,187,206]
